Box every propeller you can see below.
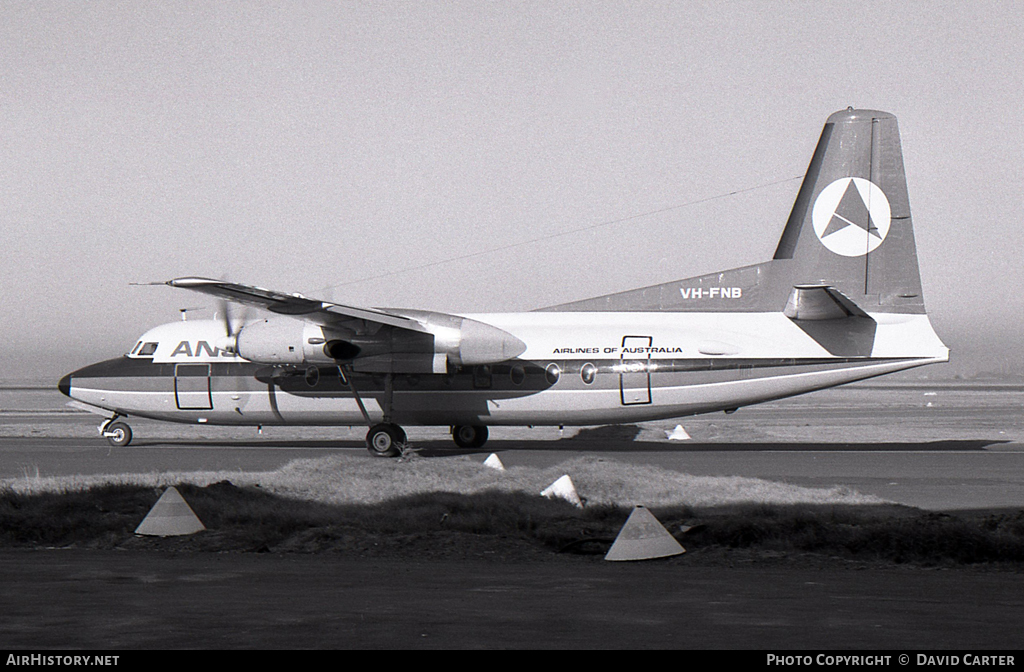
[215,297,248,354]
[209,273,252,354]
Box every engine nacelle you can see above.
[232,314,526,373]
[235,318,336,365]
[424,315,527,367]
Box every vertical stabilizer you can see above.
[773,108,924,314]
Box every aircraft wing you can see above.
[165,277,431,333]
[163,277,527,369]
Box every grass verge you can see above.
[1,481,1022,567]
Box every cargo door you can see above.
[619,335,652,405]
[175,363,212,410]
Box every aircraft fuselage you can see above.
[61,311,946,429]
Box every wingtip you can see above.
[166,276,222,288]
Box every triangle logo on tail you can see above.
[812,177,891,257]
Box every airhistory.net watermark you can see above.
[6,656,118,666]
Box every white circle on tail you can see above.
[811,177,891,257]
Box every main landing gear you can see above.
[365,423,490,456]
[365,423,489,456]
[337,367,409,458]
[365,423,406,458]
[451,424,488,449]
[339,367,490,457]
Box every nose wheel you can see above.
[104,421,133,447]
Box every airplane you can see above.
[59,108,949,456]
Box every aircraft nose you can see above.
[58,373,72,397]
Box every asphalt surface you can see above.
[2,550,1020,649]
[2,433,1023,510]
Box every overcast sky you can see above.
[3,1,1023,380]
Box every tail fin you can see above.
[773,108,924,314]
[545,109,927,315]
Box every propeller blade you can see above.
[219,298,234,336]
[215,296,251,354]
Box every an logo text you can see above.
[170,341,235,358]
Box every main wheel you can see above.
[366,423,406,457]
[451,424,488,449]
[105,421,133,447]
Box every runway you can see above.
[1,382,1022,649]
[4,379,1024,511]
[2,434,1023,511]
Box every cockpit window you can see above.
[129,341,142,355]
[137,342,158,357]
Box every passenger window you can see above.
[138,342,158,356]
[510,364,526,385]
[545,363,561,385]
[581,362,597,385]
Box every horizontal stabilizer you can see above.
[783,285,870,321]
[784,285,876,357]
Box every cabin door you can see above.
[619,335,652,405]
[175,363,213,410]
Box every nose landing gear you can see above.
[101,417,133,447]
